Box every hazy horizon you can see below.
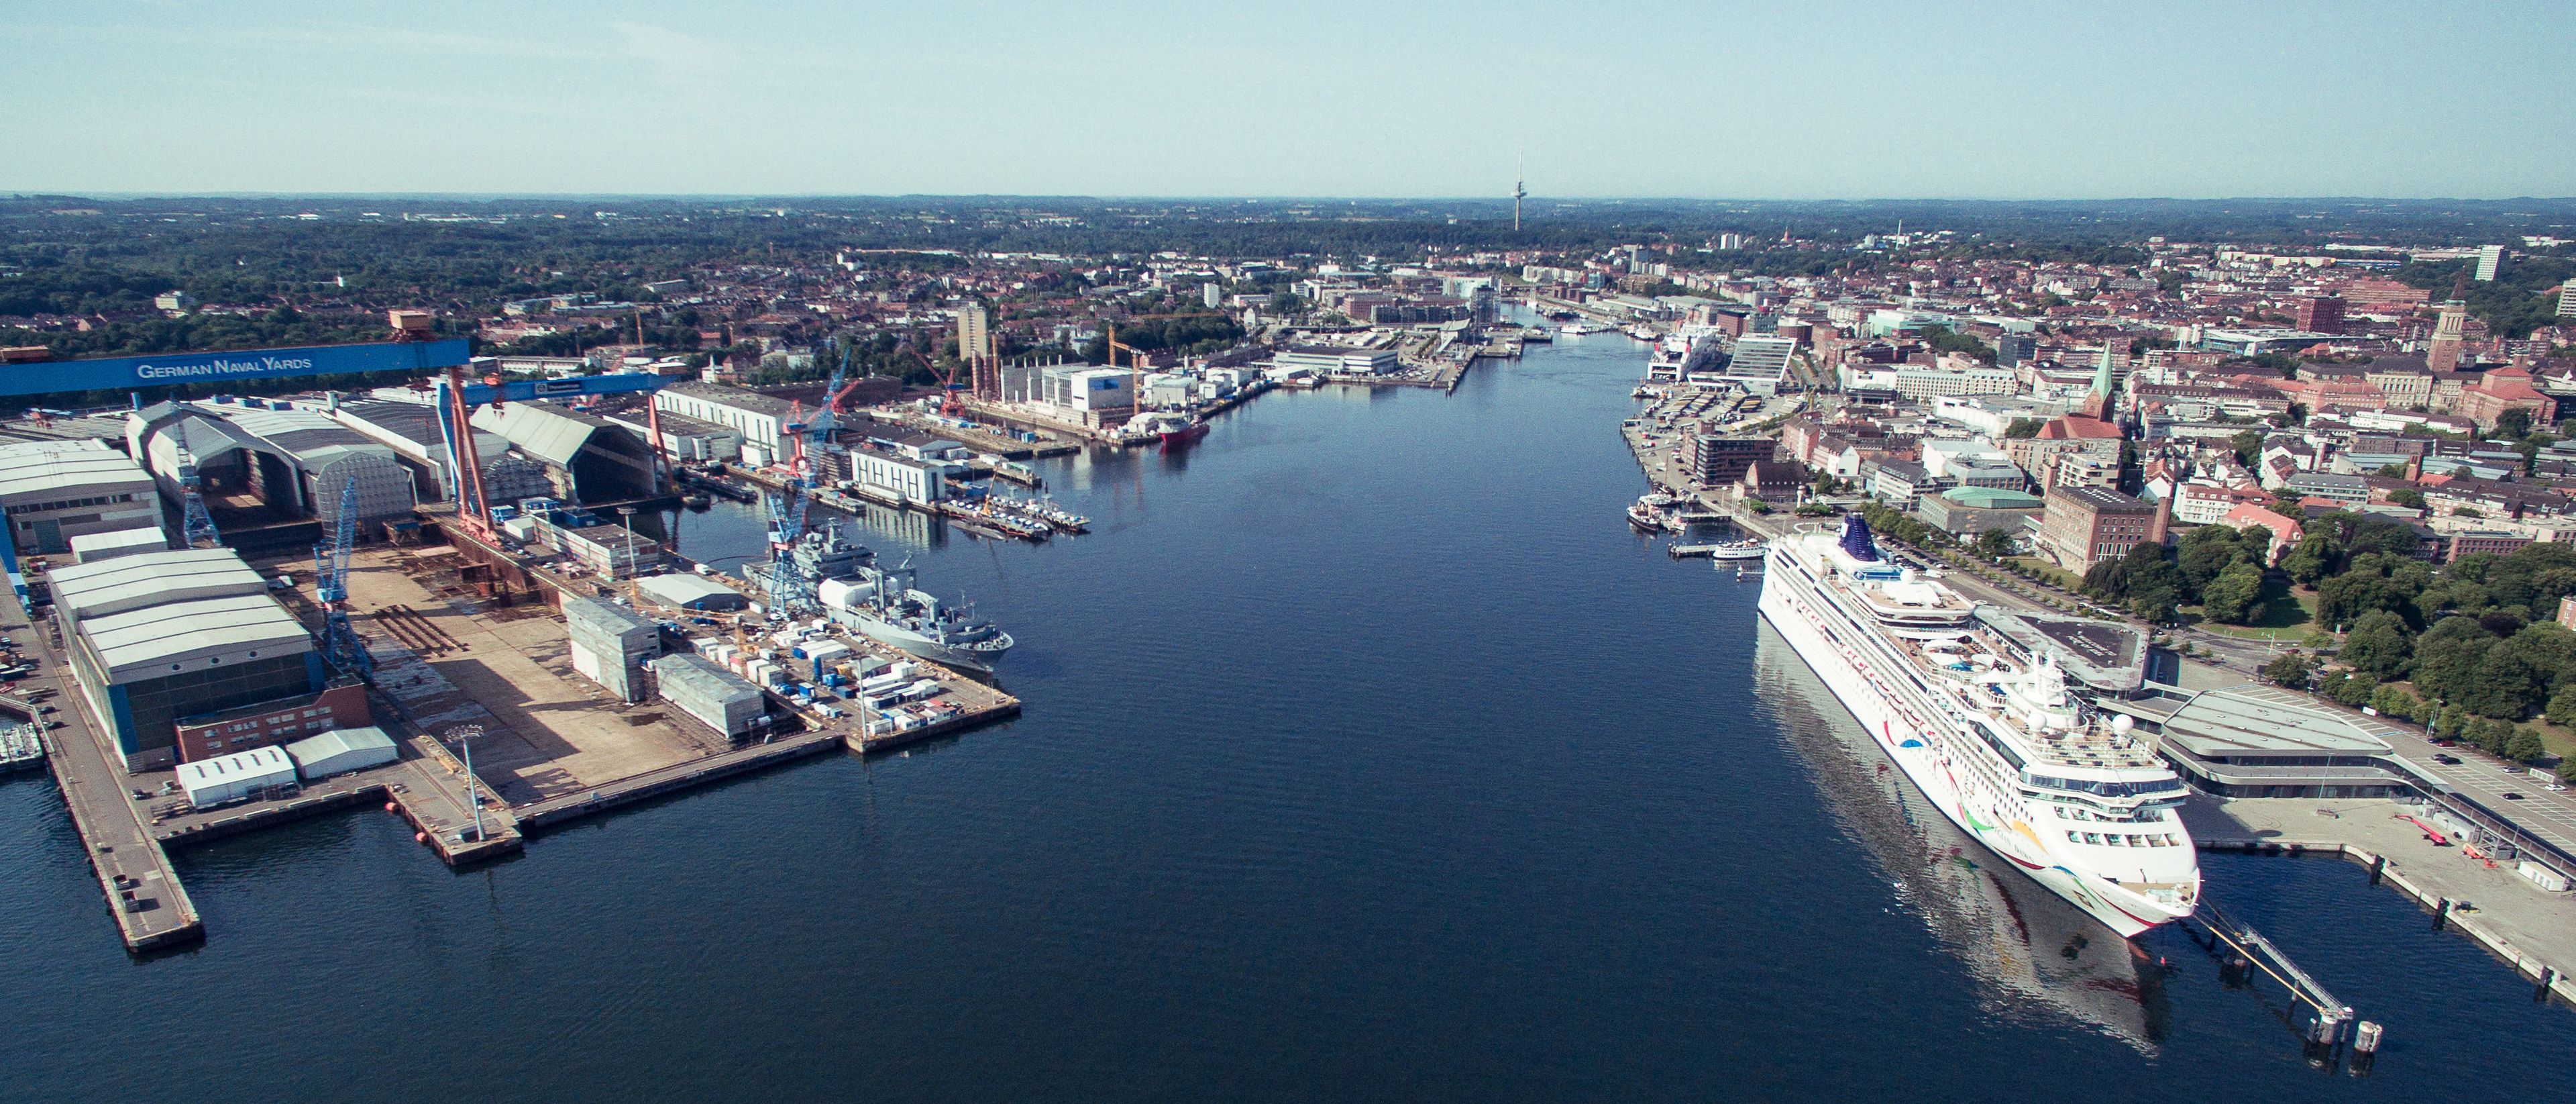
[7,1,2573,199]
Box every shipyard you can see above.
[0,289,1542,953]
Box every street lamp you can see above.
[446,723,484,840]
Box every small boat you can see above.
[1707,539,1768,562]
[682,492,712,508]
[1561,321,1592,336]
[1627,499,1662,534]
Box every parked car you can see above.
[2503,792,2526,801]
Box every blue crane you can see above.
[313,474,372,676]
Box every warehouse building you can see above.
[282,725,399,781]
[565,595,661,703]
[50,548,324,770]
[175,745,299,808]
[128,401,415,532]
[0,438,162,557]
[654,652,767,740]
[68,526,171,564]
[470,401,657,505]
[635,572,749,612]
[654,381,796,466]
[847,449,948,503]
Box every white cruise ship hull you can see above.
[1757,546,2184,938]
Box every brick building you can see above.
[172,682,372,764]
[2036,486,2157,574]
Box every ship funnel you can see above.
[1839,513,1881,562]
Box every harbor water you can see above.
[3,329,2573,1102]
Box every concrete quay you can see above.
[2186,796,2576,1007]
[3,591,203,952]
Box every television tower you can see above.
[1513,155,1526,232]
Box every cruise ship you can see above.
[1757,515,2198,936]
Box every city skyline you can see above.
[7,1,2573,199]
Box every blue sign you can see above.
[0,338,471,398]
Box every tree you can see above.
[2369,684,2420,719]
[2261,653,2312,689]
[2004,417,2045,440]
[2388,487,2426,510]
[2506,728,2549,765]
[2279,530,2344,587]
[2411,616,2500,703]
[1974,527,2013,559]
[2339,610,2416,680]
[2497,407,2534,440]
[2322,670,2377,707]
[2461,640,2549,719]
[2177,525,2253,599]
[2548,683,2576,727]
[2231,428,2268,468]
[2131,587,2180,624]
[2202,561,2266,624]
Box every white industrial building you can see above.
[175,745,298,807]
[0,438,162,556]
[1040,367,1137,425]
[654,381,796,466]
[129,401,416,532]
[846,450,947,503]
[282,725,399,780]
[68,526,170,563]
[51,547,325,770]
[635,572,748,611]
[1274,346,1398,376]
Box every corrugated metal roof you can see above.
[655,652,761,707]
[564,595,657,641]
[0,438,155,501]
[80,592,311,677]
[635,573,745,609]
[49,548,268,621]
[282,725,396,770]
[176,745,294,785]
[67,525,170,559]
[471,401,618,468]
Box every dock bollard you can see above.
[2432,897,2451,932]
[2368,854,2385,886]
[2538,968,2559,1005]
[2350,1020,2381,1076]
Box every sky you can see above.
[5,1,2572,199]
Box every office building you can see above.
[1690,436,1776,487]
[566,595,661,703]
[957,304,994,365]
[656,382,798,466]
[2559,279,2576,318]
[2035,486,2157,574]
[1274,346,1399,376]
[2475,244,2504,282]
[2291,295,2345,335]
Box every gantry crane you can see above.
[313,474,372,676]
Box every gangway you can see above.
[2182,900,2374,1065]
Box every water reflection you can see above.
[1754,620,2171,1052]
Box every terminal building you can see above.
[128,401,416,535]
[0,438,162,557]
[48,548,325,771]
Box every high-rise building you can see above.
[2475,244,2504,282]
[1201,282,1222,309]
[2292,295,2345,335]
[1717,232,1745,251]
[1994,332,2037,367]
[2426,299,2468,371]
[2558,279,2576,318]
[956,303,992,364]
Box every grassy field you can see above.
[2003,556,2083,591]
[2189,589,2318,640]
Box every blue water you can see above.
[1,329,2570,1102]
